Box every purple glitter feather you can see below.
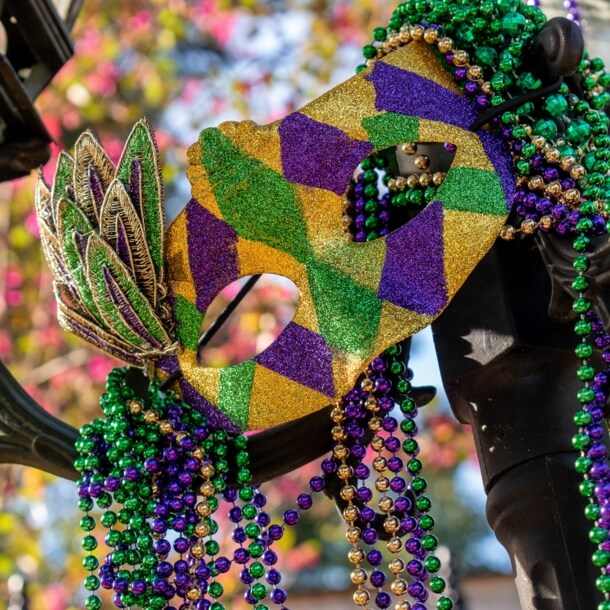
[255,322,335,397]
[366,61,478,130]
[185,199,239,313]
[279,112,373,195]
[88,164,105,217]
[129,159,144,222]
[378,200,448,316]
[115,217,133,269]
[66,315,139,364]
[103,266,162,348]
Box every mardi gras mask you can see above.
[36,41,513,433]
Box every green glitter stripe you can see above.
[56,198,105,327]
[117,121,165,274]
[173,294,204,351]
[307,258,381,356]
[199,128,313,263]
[217,360,255,430]
[362,113,419,149]
[87,235,171,348]
[437,167,507,215]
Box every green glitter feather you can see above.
[117,120,165,276]
[87,235,171,349]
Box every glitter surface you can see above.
[279,112,373,195]
[255,322,335,397]
[378,200,448,315]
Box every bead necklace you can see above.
[348,0,610,607]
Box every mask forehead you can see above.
[164,41,514,431]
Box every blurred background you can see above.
[0,1,608,609]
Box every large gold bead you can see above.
[563,188,581,205]
[401,142,417,155]
[337,464,353,480]
[196,501,211,516]
[414,155,430,170]
[387,537,402,553]
[127,399,143,414]
[467,65,482,81]
[423,28,438,44]
[437,37,453,54]
[545,181,563,198]
[332,425,347,442]
[375,476,390,492]
[331,406,345,423]
[360,377,375,392]
[190,542,205,559]
[351,568,367,585]
[192,447,205,460]
[410,25,424,40]
[195,522,210,538]
[499,225,516,241]
[346,527,362,543]
[528,175,544,191]
[539,215,554,230]
[395,601,411,610]
[531,135,546,149]
[342,215,352,229]
[520,218,538,235]
[186,586,201,601]
[348,547,365,564]
[333,444,349,460]
[407,174,420,189]
[200,463,215,479]
[371,436,385,451]
[545,148,561,163]
[353,589,370,607]
[365,396,378,412]
[560,155,577,171]
[432,171,446,186]
[343,505,359,523]
[340,485,357,501]
[481,81,492,95]
[395,176,407,190]
[399,30,412,44]
[158,420,174,435]
[452,49,469,66]
[144,410,158,424]
[175,432,188,444]
[383,516,400,533]
[419,173,432,187]
[570,164,586,180]
[391,579,408,595]
[200,481,216,497]
[389,558,405,574]
[379,496,394,513]
[373,456,387,472]
[368,417,382,432]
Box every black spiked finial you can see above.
[530,16,584,80]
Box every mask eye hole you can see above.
[198,274,298,367]
[345,142,456,242]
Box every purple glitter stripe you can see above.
[378,199,447,316]
[185,199,240,313]
[103,266,162,349]
[74,231,88,262]
[115,217,132,269]
[366,62,478,130]
[129,159,143,222]
[88,165,105,218]
[279,112,374,195]
[255,322,335,397]
[180,378,240,433]
[478,129,516,210]
[68,316,138,364]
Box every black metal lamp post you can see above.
[0,0,82,182]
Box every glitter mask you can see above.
[36,42,514,432]
[161,41,514,431]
